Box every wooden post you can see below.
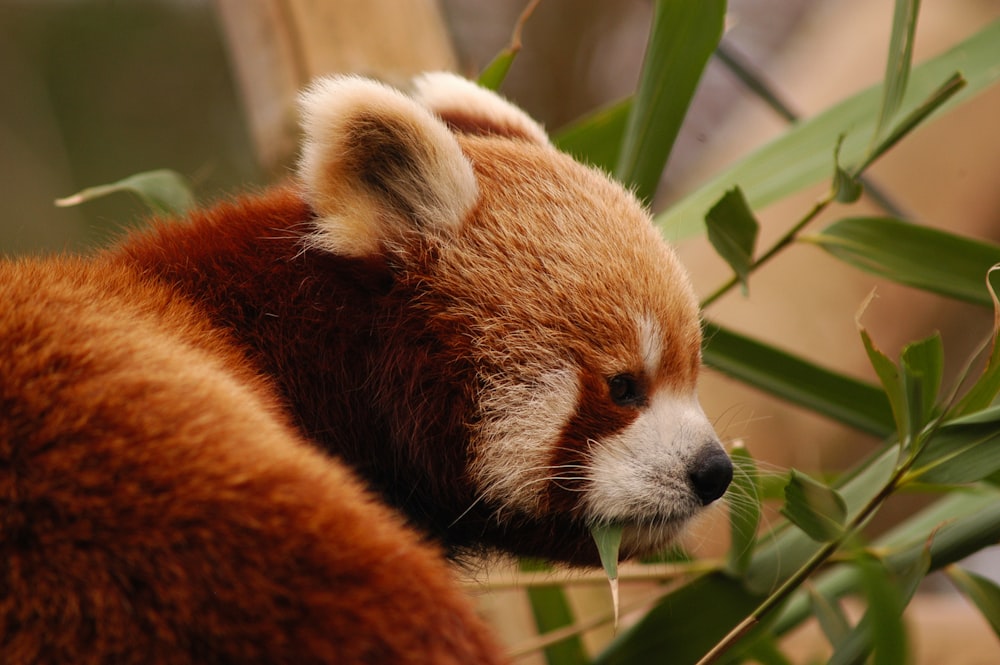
[214,0,457,171]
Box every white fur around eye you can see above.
[469,367,580,517]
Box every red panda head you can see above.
[297,73,732,563]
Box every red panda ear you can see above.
[297,76,479,257]
[412,72,550,145]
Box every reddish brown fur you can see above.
[0,73,719,661]
[0,253,505,664]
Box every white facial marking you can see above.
[637,313,663,380]
[584,391,718,530]
[470,367,580,517]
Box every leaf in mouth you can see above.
[591,523,624,628]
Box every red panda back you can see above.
[0,259,504,664]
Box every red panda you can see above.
[0,73,732,663]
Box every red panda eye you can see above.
[607,374,645,407]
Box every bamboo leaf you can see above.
[521,559,587,665]
[955,268,1000,415]
[773,488,1000,637]
[591,524,624,627]
[832,135,864,203]
[808,587,852,645]
[808,217,1000,306]
[593,572,764,665]
[656,19,1000,238]
[857,293,909,440]
[900,333,944,440]
[858,72,966,174]
[615,0,725,203]
[871,0,922,144]
[727,444,761,576]
[553,98,632,173]
[781,470,848,542]
[946,566,1000,639]
[704,188,760,294]
[702,322,894,437]
[55,169,194,216]
[909,419,1000,485]
[476,0,541,91]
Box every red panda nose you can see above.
[688,444,733,505]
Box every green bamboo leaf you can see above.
[871,0,921,145]
[745,447,898,597]
[829,547,926,665]
[955,268,1000,415]
[476,52,515,92]
[656,19,1000,238]
[591,523,624,627]
[520,560,587,665]
[909,419,1000,485]
[948,403,1000,426]
[808,217,1000,306]
[741,638,795,665]
[553,98,632,173]
[832,135,864,203]
[55,169,194,216]
[704,188,760,294]
[727,444,761,576]
[593,572,764,665]
[772,488,1000,637]
[615,0,725,203]
[808,587,852,646]
[945,566,1000,639]
[856,303,908,440]
[858,72,966,175]
[900,333,944,440]
[781,470,848,542]
[703,322,894,437]
[475,0,540,91]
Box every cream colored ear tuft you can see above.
[412,72,550,145]
[297,75,479,257]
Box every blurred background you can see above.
[2,0,999,661]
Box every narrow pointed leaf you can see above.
[910,419,1000,485]
[554,98,632,173]
[946,566,1000,639]
[832,135,864,203]
[900,333,944,439]
[521,559,587,665]
[704,187,760,293]
[773,488,1000,636]
[857,554,910,665]
[858,72,966,174]
[857,304,908,440]
[808,587,852,645]
[656,19,1000,238]
[871,0,921,144]
[744,446,899,596]
[55,169,194,216]
[955,268,1000,415]
[615,0,725,203]
[703,322,894,437]
[593,572,764,665]
[781,470,848,542]
[476,0,540,91]
[592,523,624,627]
[809,217,1000,307]
[727,444,761,575]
